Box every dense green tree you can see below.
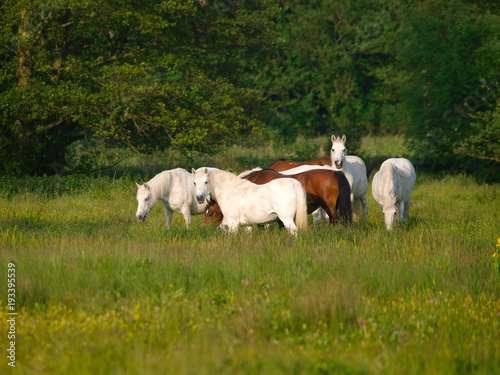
[251,0,405,152]
[0,0,278,174]
[397,0,500,178]
[0,0,498,179]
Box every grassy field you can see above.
[0,137,499,374]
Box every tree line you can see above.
[0,0,498,180]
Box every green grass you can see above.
[0,137,499,374]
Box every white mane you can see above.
[238,167,263,178]
[145,170,172,199]
[209,169,254,193]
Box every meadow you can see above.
[0,137,499,374]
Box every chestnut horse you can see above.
[205,168,352,225]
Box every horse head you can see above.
[330,134,348,169]
[192,168,210,204]
[135,182,154,222]
[204,197,223,225]
[382,196,398,230]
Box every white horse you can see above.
[192,167,308,235]
[135,168,208,229]
[330,135,368,221]
[371,158,416,230]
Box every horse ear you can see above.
[135,182,141,188]
[191,168,196,175]
[144,183,149,190]
[331,134,335,142]
[392,196,397,204]
[204,167,208,175]
[342,135,346,143]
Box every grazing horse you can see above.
[192,168,308,235]
[372,158,416,230]
[135,168,208,228]
[204,168,352,226]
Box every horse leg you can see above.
[227,224,239,233]
[161,201,173,228]
[279,216,298,236]
[403,199,411,222]
[317,201,338,224]
[312,208,326,225]
[322,209,329,222]
[398,201,407,223]
[360,194,368,221]
[352,195,360,222]
[222,218,239,234]
[181,207,192,229]
[323,194,339,224]
[284,223,298,236]
[327,208,339,224]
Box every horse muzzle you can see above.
[136,214,147,223]
[335,160,343,169]
[196,195,205,204]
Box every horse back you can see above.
[268,156,331,172]
[383,158,416,187]
[376,159,415,202]
[244,169,282,184]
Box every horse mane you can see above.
[238,167,263,178]
[393,165,406,198]
[380,161,405,200]
[211,169,252,189]
[147,170,173,199]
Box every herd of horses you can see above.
[135,135,417,234]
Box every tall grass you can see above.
[0,137,499,374]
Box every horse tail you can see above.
[293,182,308,230]
[334,171,352,223]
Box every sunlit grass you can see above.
[0,136,499,374]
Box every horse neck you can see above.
[147,171,171,201]
[209,170,246,198]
